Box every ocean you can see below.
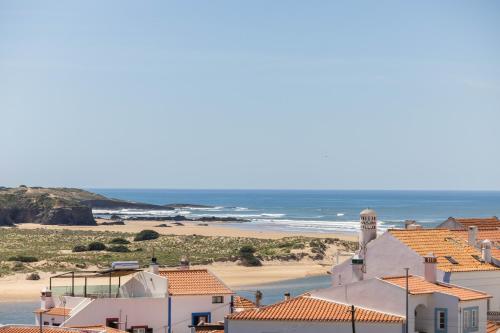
[91,189,500,234]
[1,189,499,324]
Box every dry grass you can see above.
[0,227,355,276]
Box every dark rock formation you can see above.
[41,207,96,225]
[126,215,250,223]
[81,199,172,210]
[99,220,126,226]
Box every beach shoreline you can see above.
[15,219,358,241]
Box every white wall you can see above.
[61,298,169,333]
[120,272,168,298]
[331,232,439,287]
[451,270,500,311]
[170,295,231,333]
[312,279,407,317]
[458,299,488,333]
[226,320,403,333]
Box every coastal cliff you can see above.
[0,186,174,226]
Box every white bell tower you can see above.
[359,208,377,258]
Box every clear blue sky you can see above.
[1,1,499,190]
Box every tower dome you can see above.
[359,208,377,258]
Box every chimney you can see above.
[149,257,159,275]
[404,220,416,229]
[482,240,492,263]
[424,253,437,283]
[179,256,190,270]
[255,290,263,308]
[468,226,478,247]
[351,256,364,282]
[40,287,54,310]
[284,292,291,301]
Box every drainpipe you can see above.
[404,267,409,333]
[168,296,172,333]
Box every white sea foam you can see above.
[185,206,224,211]
[336,213,345,216]
[260,213,286,218]
[241,218,395,234]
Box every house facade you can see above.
[314,263,491,333]
[35,266,234,333]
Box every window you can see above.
[463,306,479,332]
[435,308,447,333]
[132,328,145,333]
[192,312,211,326]
[471,254,484,263]
[106,318,119,329]
[212,295,224,304]
[444,256,459,264]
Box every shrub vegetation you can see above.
[134,230,160,242]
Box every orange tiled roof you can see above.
[68,326,127,333]
[487,321,500,333]
[382,275,490,301]
[159,269,233,295]
[452,217,500,230]
[389,229,499,272]
[451,229,500,242]
[228,296,403,323]
[0,326,103,333]
[34,307,71,316]
[233,296,256,309]
[450,230,500,259]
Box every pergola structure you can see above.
[49,269,141,298]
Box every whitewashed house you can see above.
[35,262,234,333]
[331,209,500,312]
[315,253,491,333]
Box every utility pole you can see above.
[39,311,43,333]
[349,304,356,333]
[404,267,409,333]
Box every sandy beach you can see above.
[16,219,357,241]
[0,221,354,301]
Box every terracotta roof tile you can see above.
[0,326,103,333]
[34,308,71,316]
[452,217,500,230]
[451,230,500,259]
[68,326,127,333]
[451,229,500,243]
[228,296,403,323]
[389,229,500,272]
[159,269,233,295]
[233,296,256,310]
[487,321,500,333]
[382,275,490,301]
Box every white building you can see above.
[226,294,405,333]
[315,253,491,333]
[331,209,500,312]
[35,266,234,333]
